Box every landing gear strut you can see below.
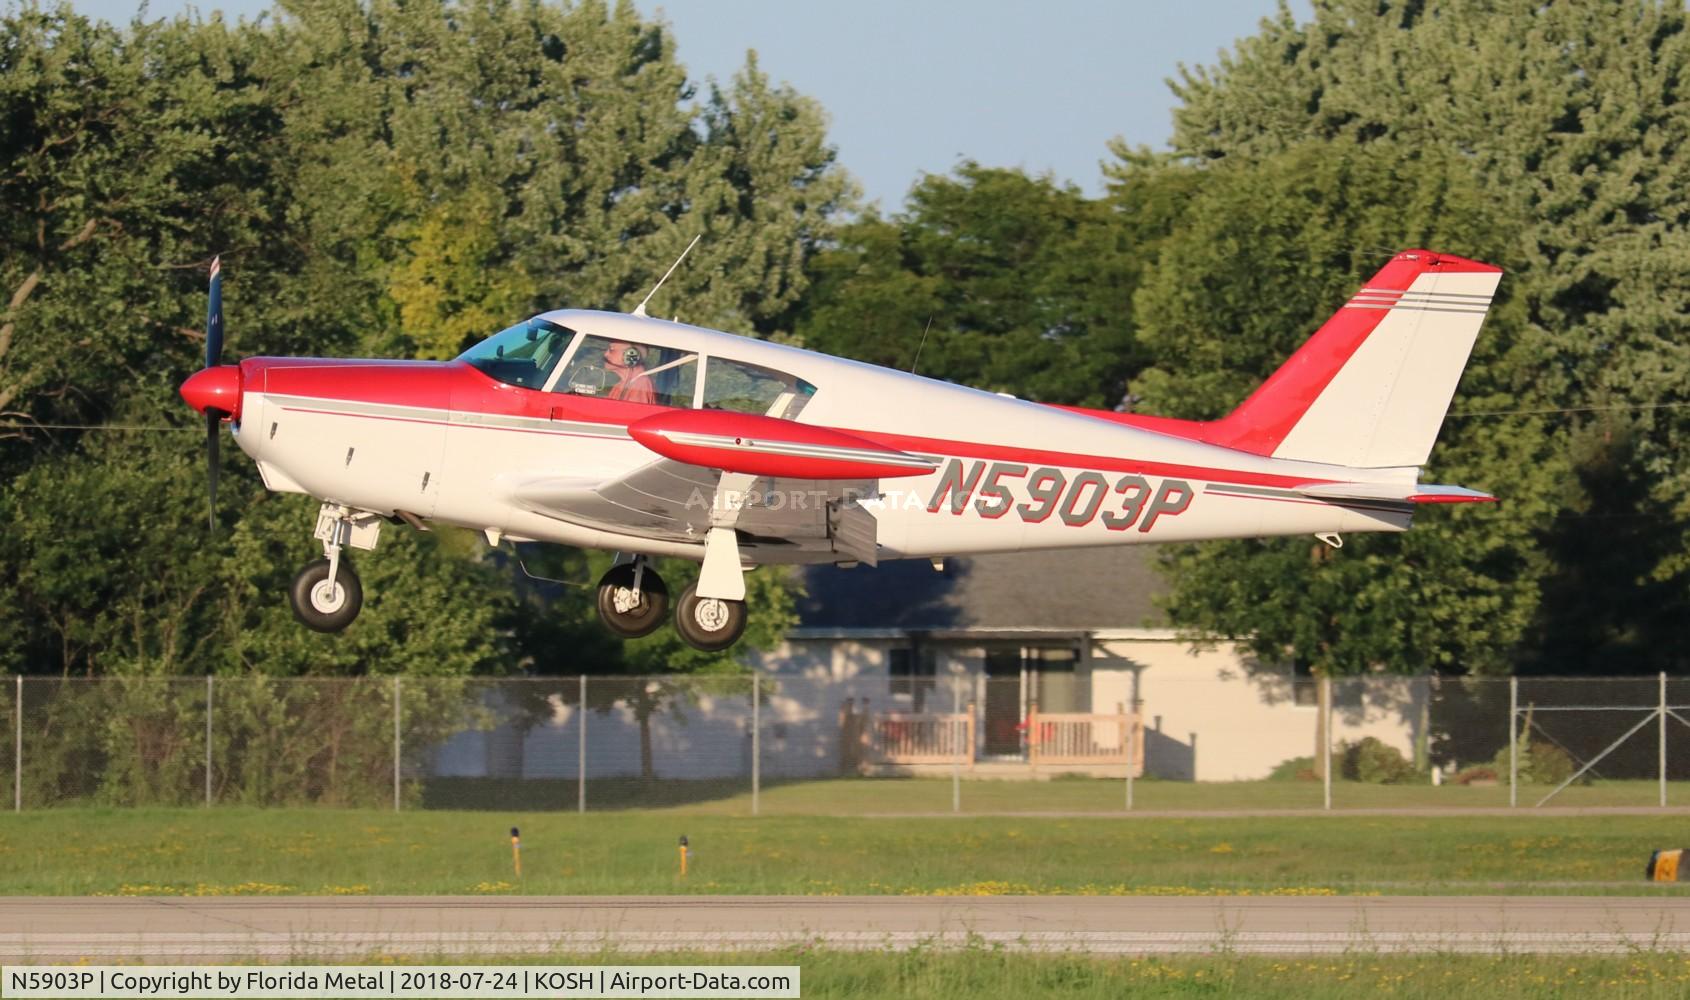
[289,503,375,633]
[595,559,669,638]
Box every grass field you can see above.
[502,952,1690,999]
[3,807,1688,896]
[167,952,1690,999]
[420,775,1690,814]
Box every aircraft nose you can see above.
[181,365,242,419]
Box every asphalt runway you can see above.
[5,895,1690,959]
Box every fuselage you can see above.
[221,308,1411,566]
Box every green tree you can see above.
[1131,144,1558,689]
[271,0,849,357]
[0,0,838,679]
[1159,0,1690,675]
[0,417,514,678]
[0,4,332,465]
[797,163,1152,407]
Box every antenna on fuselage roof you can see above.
[631,234,702,319]
[909,315,934,375]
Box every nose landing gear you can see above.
[289,502,380,633]
[289,557,363,632]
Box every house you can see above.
[432,547,1423,783]
[748,546,1424,781]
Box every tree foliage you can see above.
[0,0,840,677]
[1134,0,1690,676]
[797,163,1156,407]
[1130,144,1558,676]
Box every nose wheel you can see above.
[595,561,669,638]
[290,503,375,633]
[673,582,747,652]
[289,557,363,632]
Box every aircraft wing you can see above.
[507,458,883,564]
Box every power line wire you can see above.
[1,423,184,432]
[1450,401,1690,419]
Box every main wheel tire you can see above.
[673,582,747,652]
[595,562,669,638]
[289,557,363,633]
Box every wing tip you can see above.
[1407,489,1497,504]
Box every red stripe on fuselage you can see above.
[249,357,1338,490]
[840,428,1335,489]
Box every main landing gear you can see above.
[595,559,670,639]
[594,547,749,652]
[289,503,379,633]
[672,582,747,652]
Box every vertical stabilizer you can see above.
[1206,250,1501,469]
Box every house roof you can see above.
[793,545,1169,632]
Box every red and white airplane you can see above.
[180,249,1501,650]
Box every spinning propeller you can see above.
[179,256,242,534]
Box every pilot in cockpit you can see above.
[603,341,656,404]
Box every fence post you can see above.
[1509,675,1518,808]
[1661,671,1668,808]
[966,701,976,772]
[13,675,20,813]
[859,698,873,767]
[1121,702,1133,812]
[577,675,587,814]
[1321,675,1332,811]
[1028,701,1041,774]
[392,676,401,812]
[951,676,962,814]
[204,675,213,808]
[837,698,852,773]
[751,674,760,817]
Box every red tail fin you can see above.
[1055,250,1501,468]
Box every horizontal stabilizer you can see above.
[1294,482,1496,504]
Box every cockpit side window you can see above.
[554,334,698,408]
[702,358,815,419]
[459,319,577,389]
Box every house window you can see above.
[1028,646,1088,713]
[889,647,937,710]
[1292,660,1318,707]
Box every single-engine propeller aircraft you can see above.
[180,249,1501,651]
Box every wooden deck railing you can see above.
[840,698,1144,774]
[840,698,975,768]
[1027,702,1142,772]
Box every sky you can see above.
[67,0,1303,209]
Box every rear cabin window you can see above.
[702,358,814,418]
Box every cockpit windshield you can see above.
[459,319,576,389]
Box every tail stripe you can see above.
[1347,289,1494,314]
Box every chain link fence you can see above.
[4,674,1688,813]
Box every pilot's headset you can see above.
[607,342,643,368]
